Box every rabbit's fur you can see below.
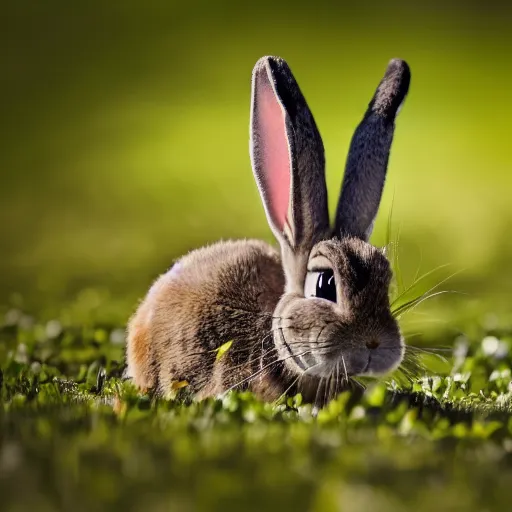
[126,56,411,404]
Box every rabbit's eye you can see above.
[304,269,337,303]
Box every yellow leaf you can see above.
[216,340,233,361]
[170,380,189,391]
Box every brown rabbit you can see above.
[126,56,411,405]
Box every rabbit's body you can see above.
[126,56,412,405]
[127,239,289,400]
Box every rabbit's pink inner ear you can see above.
[255,75,292,233]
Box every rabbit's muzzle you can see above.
[272,297,404,382]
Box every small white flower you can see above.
[482,336,500,356]
[45,320,62,339]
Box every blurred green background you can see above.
[2,0,511,327]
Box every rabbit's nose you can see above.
[366,338,380,350]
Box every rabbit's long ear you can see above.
[250,56,329,255]
[334,59,410,241]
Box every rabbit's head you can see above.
[250,56,410,381]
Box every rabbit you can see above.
[125,55,411,405]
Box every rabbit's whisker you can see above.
[390,263,452,308]
[314,375,324,408]
[324,370,331,406]
[215,304,273,318]
[336,361,342,398]
[272,315,296,322]
[188,332,279,390]
[225,349,314,393]
[349,376,367,391]
[405,345,452,354]
[341,353,349,384]
[272,361,323,406]
[392,290,462,319]
[272,374,301,406]
[191,346,280,394]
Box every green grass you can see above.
[2,297,512,512]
